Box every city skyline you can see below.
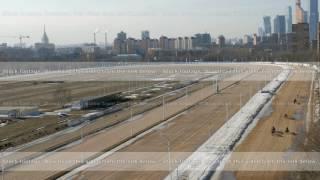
[0,0,318,45]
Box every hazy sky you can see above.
[0,0,315,45]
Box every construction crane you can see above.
[0,35,30,48]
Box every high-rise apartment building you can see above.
[141,31,150,40]
[168,38,176,50]
[291,23,310,51]
[117,31,127,41]
[113,31,128,54]
[193,33,211,48]
[159,36,169,49]
[218,35,226,48]
[175,37,184,50]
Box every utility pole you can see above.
[1,150,4,180]
[130,105,134,137]
[225,103,229,121]
[163,95,165,121]
[81,124,84,143]
[93,29,100,45]
[185,86,188,97]
[128,81,131,92]
[81,121,90,143]
[167,139,172,180]
[265,71,267,87]
[240,93,243,108]
[214,78,219,94]
[317,22,320,68]
[160,133,172,180]
[105,31,108,50]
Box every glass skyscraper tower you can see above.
[309,0,319,41]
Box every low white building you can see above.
[0,107,40,118]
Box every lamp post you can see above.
[162,95,166,121]
[131,105,134,137]
[81,121,90,143]
[240,93,243,108]
[225,103,229,121]
[1,150,4,180]
[160,133,172,180]
[214,77,219,94]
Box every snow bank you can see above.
[164,65,291,180]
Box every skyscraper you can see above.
[263,16,272,36]
[159,36,169,49]
[274,15,286,35]
[193,33,212,48]
[258,27,264,37]
[291,23,310,51]
[287,6,293,33]
[304,11,309,23]
[117,31,127,41]
[309,0,319,41]
[218,35,226,48]
[141,31,150,40]
[296,0,305,23]
[113,31,127,54]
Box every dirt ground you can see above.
[71,79,267,180]
[0,81,151,111]
[2,68,276,180]
[1,64,282,180]
[218,67,314,180]
[61,67,281,180]
[0,81,154,149]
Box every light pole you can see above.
[214,78,219,94]
[167,139,172,180]
[105,31,108,50]
[225,103,229,122]
[240,93,242,108]
[80,122,84,142]
[81,121,90,143]
[1,150,4,180]
[162,95,166,121]
[264,71,267,87]
[128,81,131,92]
[130,105,134,137]
[160,133,172,180]
[185,86,189,106]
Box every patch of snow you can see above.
[0,122,7,128]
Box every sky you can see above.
[0,0,315,45]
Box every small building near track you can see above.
[0,107,40,118]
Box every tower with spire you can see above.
[41,25,49,44]
[34,25,55,58]
[296,0,305,23]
